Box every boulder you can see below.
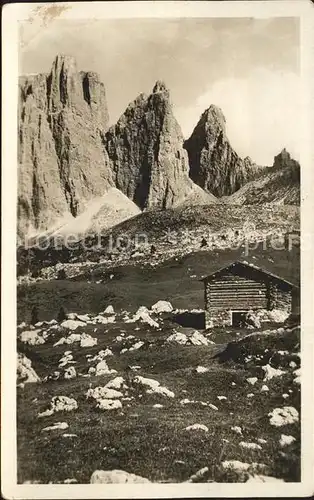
[90,469,150,483]
[151,301,173,313]
[17,353,40,384]
[20,329,45,346]
[268,406,299,427]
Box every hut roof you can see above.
[200,260,299,289]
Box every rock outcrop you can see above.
[226,149,300,205]
[18,55,113,240]
[184,105,260,197]
[104,81,215,210]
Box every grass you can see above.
[17,319,301,484]
[16,242,301,483]
[17,244,299,323]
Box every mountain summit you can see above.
[184,105,259,197]
[18,55,113,239]
[104,81,214,210]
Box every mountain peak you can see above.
[273,149,299,170]
[52,54,77,73]
[206,104,226,124]
[152,80,169,94]
[184,104,258,197]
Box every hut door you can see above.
[232,311,247,327]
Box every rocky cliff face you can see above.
[273,148,300,172]
[184,105,259,197]
[104,81,214,210]
[18,55,113,240]
[226,149,300,205]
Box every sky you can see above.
[19,17,300,166]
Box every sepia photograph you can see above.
[2,1,314,498]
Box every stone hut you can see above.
[201,261,299,329]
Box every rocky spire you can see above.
[18,55,113,239]
[184,104,258,197]
[104,82,186,209]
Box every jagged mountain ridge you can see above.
[184,105,262,197]
[18,55,114,240]
[226,149,300,205]
[18,54,300,242]
[103,81,215,210]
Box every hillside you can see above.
[17,303,300,483]
[17,203,299,280]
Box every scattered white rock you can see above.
[247,393,255,398]
[54,333,81,346]
[247,377,258,386]
[17,353,40,384]
[257,438,267,444]
[217,396,227,401]
[231,426,242,435]
[128,341,144,351]
[48,319,57,325]
[153,404,164,408]
[90,469,150,484]
[186,467,209,483]
[38,396,78,417]
[239,442,262,450]
[190,331,210,346]
[208,404,218,411]
[151,300,173,313]
[20,329,45,346]
[266,309,289,323]
[293,368,301,385]
[279,434,296,447]
[60,319,86,330]
[289,361,297,369]
[130,365,141,371]
[127,306,159,328]
[262,364,286,381]
[95,360,116,376]
[195,366,209,373]
[64,366,76,380]
[103,305,114,315]
[222,461,267,473]
[105,377,127,390]
[261,385,269,392]
[58,352,75,368]
[166,332,188,345]
[76,314,90,322]
[42,422,69,432]
[67,313,77,320]
[96,399,122,411]
[268,407,299,427]
[133,376,174,398]
[80,334,98,348]
[62,433,78,438]
[63,479,78,484]
[185,424,209,432]
[86,386,123,400]
[282,393,289,399]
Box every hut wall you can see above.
[205,272,268,311]
[204,269,294,328]
[275,288,292,312]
